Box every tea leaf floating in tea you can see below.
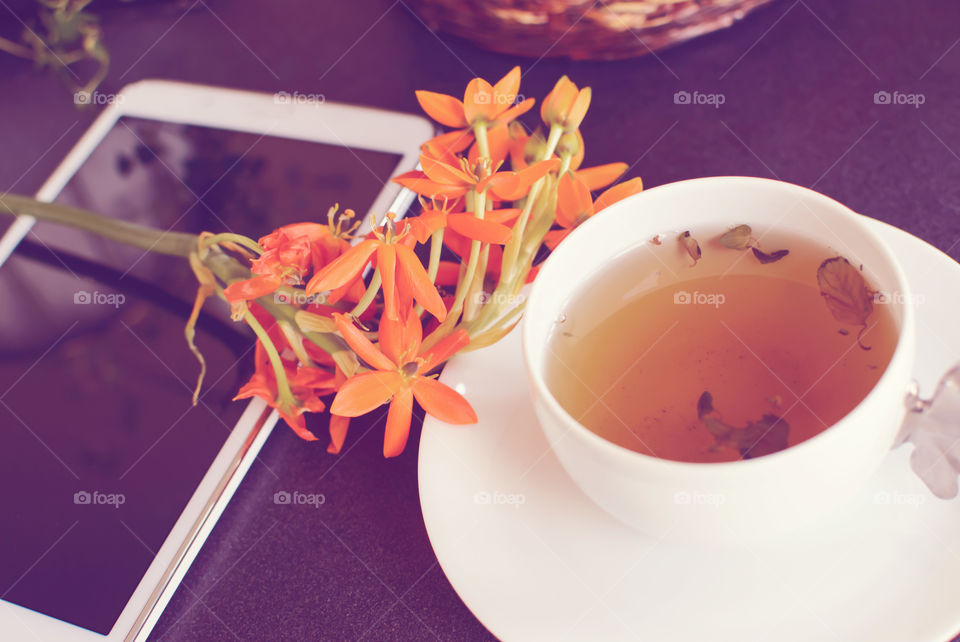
[696,391,791,459]
[817,256,874,350]
[716,224,789,264]
[751,247,790,264]
[679,230,701,265]
[719,224,755,250]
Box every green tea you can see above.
[545,228,899,463]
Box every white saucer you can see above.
[419,218,960,642]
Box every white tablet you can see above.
[0,80,432,641]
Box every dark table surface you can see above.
[2,1,959,640]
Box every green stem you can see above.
[558,150,573,176]
[278,320,315,368]
[463,243,489,323]
[240,302,297,411]
[421,189,486,351]
[0,193,197,257]
[498,124,562,283]
[351,267,382,317]
[416,228,446,318]
[427,228,444,283]
[0,193,360,377]
[200,232,262,255]
[473,122,490,164]
[201,249,358,376]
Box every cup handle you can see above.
[895,365,960,499]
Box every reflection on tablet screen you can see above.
[0,117,400,634]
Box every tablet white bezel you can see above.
[0,80,432,641]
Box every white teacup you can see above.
[522,176,916,541]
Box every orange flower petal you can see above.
[378,307,423,366]
[331,371,402,417]
[306,239,378,294]
[488,124,513,165]
[333,313,395,371]
[541,76,578,126]
[525,264,541,283]
[223,275,282,303]
[278,409,320,442]
[233,373,274,403]
[422,129,474,157]
[486,208,521,225]
[569,130,585,170]
[420,154,474,186]
[576,162,628,191]
[493,66,521,107]
[566,87,592,131]
[412,378,478,424]
[468,123,512,167]
[463,77,497,123]
[494,97,535,125]
[409,209,448,244]
[377,244,399,321]
[420,328,470,373]
[447,214,512,244]
[556,172,594,228]
[544,228,571,250]
[327,414,351,454]
[486,158,561,201]
[415,90,469,128]
[508,121,531,170]
[394,172,470,199]
[435,261,461,287]
[383,387,413,458]
[395,244,447,322]
[327,276,364,305]
[595,176,644,212]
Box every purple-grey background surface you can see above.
[1,1,959,640]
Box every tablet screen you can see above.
[0,116,402,635]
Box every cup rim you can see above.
[521,175,916,472]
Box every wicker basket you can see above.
[410,0,776,61]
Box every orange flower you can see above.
[441,232,507,283]
[541,76,591,133]
[407,203,518,246]
[395,154,560,202]
[544,172,644,249]
[330,311,476,457]
[575,162,628,191]
[305,224,447,322]
[326,414,351,454]
[223,222,352,304]
[416,66,535,129]
[422,129,475,159]
[507,124,621,190]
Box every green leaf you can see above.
[719,224,753,250]
[680,230,701,265]
[752,247,789,264]
[696,391,791,459]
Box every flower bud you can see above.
[541,76,592,133]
